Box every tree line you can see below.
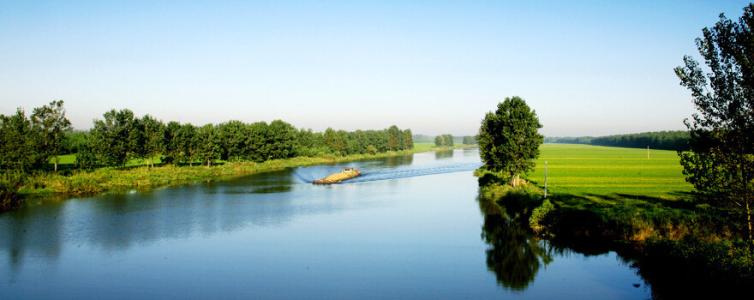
[545,131,689,151]
[1,102,414,173]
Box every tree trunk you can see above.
[54,161,58,172]
[747,200,753,249]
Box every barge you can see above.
[313,168,361,184]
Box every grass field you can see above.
[527,144,692,200]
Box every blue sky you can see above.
[0,1,750,136]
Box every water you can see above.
[0,150,651,299]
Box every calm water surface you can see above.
[1,150,650,299]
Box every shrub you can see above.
[529,199,555,234]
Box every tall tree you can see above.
[140,115,165,168]
[196,124,221,166]
[0,109,36,172]
[217,120,249,161]
[90,109,138,167]
[324,128,347,155]
[175,123,198,166]
[247,122,269,162]
[30,100,72,171]
[266,120,297,159]
[386,125,402,151]
[478,97,543,186]
[163,121,182,164]
[675,5,754,246]
[402,129,414,150]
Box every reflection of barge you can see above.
[313,168,361,184]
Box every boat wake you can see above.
[345,162,482,183]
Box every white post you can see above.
[544,161,548,198]
[647,145,650,159]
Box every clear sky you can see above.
[0,1,750,136]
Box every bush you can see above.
[529,199,555,234]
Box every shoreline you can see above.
[18,146,477,203]
[475,172,751,296]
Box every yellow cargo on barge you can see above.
[313,168,361,184]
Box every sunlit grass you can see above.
[527,144,692,200]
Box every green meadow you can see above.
[527,144,692,200]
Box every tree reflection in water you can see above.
[478,190,553,291]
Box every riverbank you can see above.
[18,149,424,199]
[476,169,753,297]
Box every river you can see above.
[0,149,651,299]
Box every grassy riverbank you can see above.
[476,144,753,294]
[20,150,424,197]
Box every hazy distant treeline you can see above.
[545,131,689,151]
[414,134,477,145]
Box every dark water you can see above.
[0,150,650,299]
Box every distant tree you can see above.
[434,134,454,147]
[140,115,165,168]
[247,122,269,162]
[175,123,198,166]
[30,100,72,171]
[196,124,221,166]
[478,97,543,186]
[295,129,327,157]
[266,120,297,159]
[162,121,182,164]
[74,142,99,170]
[217,120,249,161]
[675,5,754,246]
[90,109,138,167]
[0,109,37,172]
[402,129,414,150]
[463,135,478,145]
[324,128,347,155]
[387,125,402,151]
[62,131,89,154]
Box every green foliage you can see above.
[90,109,138,167]
[402,129,414,149]
[674,5,754,244]
[62,130,89,154]
[162,121,182,164]
[387,125,402,151]
[266,120,297,160]
[0,109,37,172]
[478,96,543,180]
[196,124,221,166]
[529,199,555,233]
[31,100,72,171]
[140,115,165,167]
[434,134,454,147]
[74,142,99,170]
[175,123,198,165]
